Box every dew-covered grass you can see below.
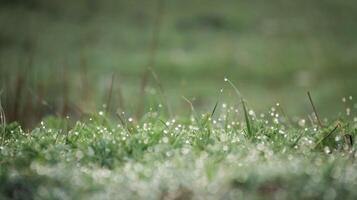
[1,96,356,200]
[1,1,357,199]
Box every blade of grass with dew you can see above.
[314,124,339,149]
[241,98,252,138]
[290,130,305,148]
[211,89,223,118]
[116,111,132,134]
[224,78,252,138]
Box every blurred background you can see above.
[0,0,356,127]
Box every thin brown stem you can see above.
[307,91,323,128]
[0,93,6,145]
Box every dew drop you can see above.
[324,146,331,154]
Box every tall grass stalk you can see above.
[211,89,223,118]
[307,91,324,128]
[224,78,253,138]
[106,73,115,113]
[0,91,6,145]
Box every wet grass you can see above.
[1,1,357,199]
[0,92,356,199]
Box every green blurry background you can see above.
[0,0,356,126]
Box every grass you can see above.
[1,1,357,199]
[0,93,356,199]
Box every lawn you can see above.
[1,94,356,199]
[1,0,357,199]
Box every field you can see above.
[1,0,357,199]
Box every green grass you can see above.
[0,97,356,199]
[1,1,357,199]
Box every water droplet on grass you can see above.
[335,136,340,142]
[223,146,229,151]
[346,108,351,116]
[298,119,306,127]
[181,148,190,155]
[324,146,331,154]
[162,137,169,143]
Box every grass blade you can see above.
[307,91,323,128]
[224,78,252,138]
[343,134,353,151]
[241,98,252,138]
[116,111,132,134]
[314,124,339,149]
[106,73,115,113]
[211,101,218,118]
[211,89,223,118]
[291,131,305,148]
[0,91,6,145]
